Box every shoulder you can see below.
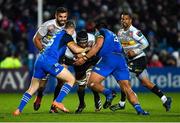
[43,19,56,25]
[117,28,124,36]
[130,25,144,39]
[39,19,56,28]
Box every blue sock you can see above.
[133,104,143,113]
[55,83,72,103]
[18,92,32,112]
[102,88,111,96]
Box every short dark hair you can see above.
[65,20,76,29]
[56,7,68,14]
[95,20,108,30]
[121,11,132,19]
[76,30,88,43]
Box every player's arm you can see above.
[73,35,104,66]
[33,23,48,53]
[85,35,104,59]
[67,41,89,53]
[132,30,149,54]
[127,31,149,57]
[33,32,44,52]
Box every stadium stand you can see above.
[0,0,179,67]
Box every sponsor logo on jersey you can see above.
[136,31,142,37]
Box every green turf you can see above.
[0,92,179,122]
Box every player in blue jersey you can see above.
[74,22,149,115]
[13,21,88,116]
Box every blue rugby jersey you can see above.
[96,28,123,57]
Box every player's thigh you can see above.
[56,67,75,86]
[88,71,105,85]
[112,67,130,81]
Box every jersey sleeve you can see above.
[133,30,144,41]
[63,33,74,45]
[95,30,105,38]
[37,22,48,37]
[132,30,149,54]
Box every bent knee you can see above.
[67,75,76,85]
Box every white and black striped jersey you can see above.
[118,25,149,61]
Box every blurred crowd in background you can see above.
[0,0,179,69]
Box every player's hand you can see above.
[75,53,84,59]
[74,57,86,66]
[127,50,136,58]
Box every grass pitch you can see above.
[0,92,179,122]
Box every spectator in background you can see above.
[0,51,22,69]
[148,54,163,67]
[0,0,178,67]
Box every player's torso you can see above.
[65,33,95,59]
[118,26,145,60]
[42,31,67,61]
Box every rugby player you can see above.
[74,22,149,115]
[110,12,172,112]
[62,30,102,113]
[13,21,88,116]
[33,7,74,113]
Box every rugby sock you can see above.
[102,88,111,96]
[151,85,164,98]
[37,87,44,98]
[133,104,144,113]
[92,89,100,102]
[53,84,62,100]
[120,90,126,101]
[55,83,72,103]
[18,92,32,112]
[102,88,113,100]
[77,88,85,105]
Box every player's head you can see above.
[95,20,108,31]
[65,20,76,35]
[55,7,68,27]
[121,12,132,29]
[76,30,88,48]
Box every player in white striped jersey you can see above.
[110,12,172,112]
[61,30,102,113]
[33,7,70,113]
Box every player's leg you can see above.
[33,79,47,111]
[92,89,102,112]
[49,64,67,113]
[86,68,102,112]
[13,58,47,116]
[49,79,64,113]
[118,79,149,115]
[75,85,86,113]
[133,56,171,111]
[52,67,76,113]
[110,90,126,111]
[138,70,172,111]
[13,77,41,116]
[87,72,116,109]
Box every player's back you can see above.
[97,28,123,57]
[42,30,71,61]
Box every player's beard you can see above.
[57,20,66,27]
